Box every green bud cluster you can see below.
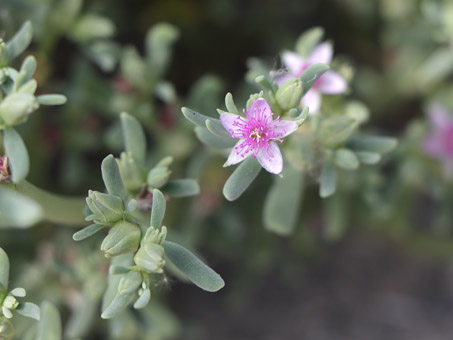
[0,286,26,319]
[275,78,304,112]
[147,156,173,190]
[117,152,147,193]
[134,226,167,274]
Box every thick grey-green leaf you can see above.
[295,27,324,58]
[72,224,104,241]
[145,23,179,73]
[151,189,166,227]
[19,56,37,83]
[15,302,40,320]
[3,128,29,183]
[5,21,33,61]
[181,107,212,127]
[356,151,381,165]
[318,116,358,148]
[162,179,200,197]
[205,118,230,138]
[162,241,224,292]
[225,92,239,114]
[101,155,126,200]
[300,63,329,95]
[223,157,261,201]
[194,126,236,148]
[36,95,67,106]
[120,112,146,164]
[71,15,115,42]
[0,186,43,228]
[319,163,337,198]
[347,136,397,154]
[133,288,150,309]
[101,291,134,319]
[334,149,359,170]
[263,163,304,235]
[36,302,61,340]
[0,247,9,289]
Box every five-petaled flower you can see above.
[277,42,347,114]
[423,104,453,175]
[220,98,298,174]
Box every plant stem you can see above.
[10,180,87,226]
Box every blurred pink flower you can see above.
[277,42,347,114]
[423,105,453,174]
[220,98,298,174]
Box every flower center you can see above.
[249,127,266,142]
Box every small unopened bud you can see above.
[100,220,141,257]
[134,243,165,273]
[276,78,304,111]
[86,190,124,224]
[118,270,142,294]
[2,296,18,310]
[117,152,146,193]
[0,93,38,127]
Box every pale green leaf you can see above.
[150,189,166,227]
[223,157,261,201]
[101,155,126,200]
[120,112,146,164]
[2,128,29,183]
[162,241,225,292]
[319,163,337,198]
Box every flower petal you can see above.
[308,42,333,65]
[246,98,273,121]
[220,113,246,138]
[281,51,305,74]
[317,71,347,94]
[428,104,452,129]
[302,90,321,114]
[256,142,283,174]
[224,139,253,167]
[275,73,295,87]
[271,119,299,138]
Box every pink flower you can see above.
[0,157,4,173]
[423,105,453,174]
[277,42,347,114]
[219,98,298,174]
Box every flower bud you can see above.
[2,296,17,310]
[117,152,146,193]
[134,243,165,273]
[118,270,142,294]
[86,190,124,224]
[0,316,14,340]
[0,93,39,127]
[100,220,141,257]
[276,78,304,111]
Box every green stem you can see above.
[9,180,87,226]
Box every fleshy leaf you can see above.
[15,302,40,320]
[2,128,29,183]
[0,247,9,289]
[5,21,33,61]
[35,301,61,340]
[263,163,304,235]
[347,136,398,154]
[295,27,324,58]
[150,189,166,227]
[300,63,330,95]
[133,288,151,309]
[120,112,146,164]
[319,163,337,198]
[162,241,225,292]
[194,126,236,148]
[334,149,359,170]
[223,157,262,201]
[161,179,200,197]
[0,186,43,228]
[225,92,239,115]
[36,94,67,106]
[356,151,381,165]
[72,224,104,241]
[181,107,212,127]
[205,118,230,138]
[101,291,134,319]
[101,155,126,201]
